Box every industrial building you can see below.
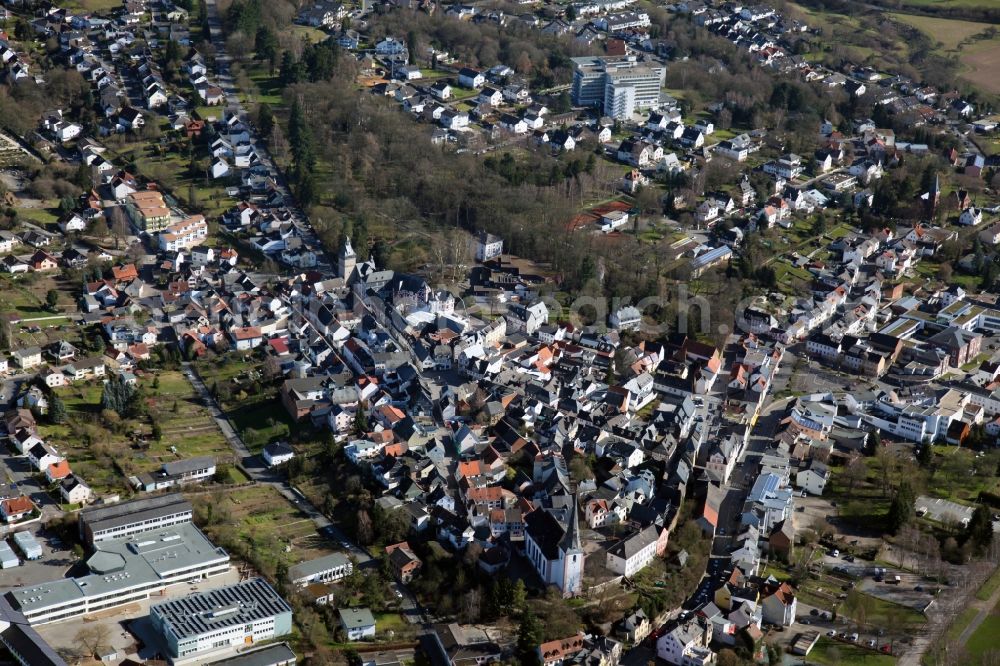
[571,55,665,119]
[5,521,230,625]
[150,578,293,664]
[11,531,41,560]
[79,493,193,546]
[0,540,18,569]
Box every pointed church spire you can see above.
[560,493,582,553]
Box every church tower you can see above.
[559,495,585,597]
[339,236,357,283]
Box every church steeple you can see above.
[560,494,582,554]
[339,236,357,283]
[559,494,584,597]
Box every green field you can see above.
[808,637,897,665]
[976,567,1000,601]
[965,609,1000,656]
[944,606,979,643]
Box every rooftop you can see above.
[150,578,290,640]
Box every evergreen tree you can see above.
[165,38,183,64]
[886,480,915,533]
[100,374,137,417]
[516,610,543,666]
[297,171,317,207]
[964,505,993,554]
[352,403,368,436]
[49,394,67,424]
[916,444,932,467]
[254,25,277,63]
[279,51,301,86]
[257,103,274,138]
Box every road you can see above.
[183,360,430,621]
[179,362,351,533]
[202,0,332,271]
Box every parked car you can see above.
[849,633,859,642]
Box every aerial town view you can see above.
[0,0,998,663]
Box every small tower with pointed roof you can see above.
[339,236,357,284]
[559,494,585,597]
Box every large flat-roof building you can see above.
[79,493,193,546]
[150,578,293,664]
[288,552,353,587]
[571,56,665,119]
[6,521,230,625]
[0,596,67,666]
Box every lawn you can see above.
[227,400,293,452]
[980,567,1000,601]
[15,206,59,227]
[965,608,1000,656]
[943,606,979,644]
[247,69,285,106]
[863,594,926,628]
[808,637,897,665]
[290,25,329,44]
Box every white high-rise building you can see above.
[571,56,666,119]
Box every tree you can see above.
[0,316,10,349]
[964,505,993,554]
[516,609,543,666]
[843,455,867,493]
[352,403,369,437]
[49,394,67,424]
[101,373,137,417]
[887,480,915,534]
[75,625,111,657]
[45,289,59,310]
[716,650,744,666]
[108,205,129,249]
[356,509,373,545]
[258,103,275,138]
[254,25,277,63]
[937,262,953,283]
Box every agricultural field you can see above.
[888,13,1000,94]
[958,39,1000,94]
[198,484,331,576]
[130,370,236,475]
[0,131,33,167]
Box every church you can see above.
[524,499,585,597]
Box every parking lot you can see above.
[817,552,942,612]
[915,495,974,526]
[0,526,78,588]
